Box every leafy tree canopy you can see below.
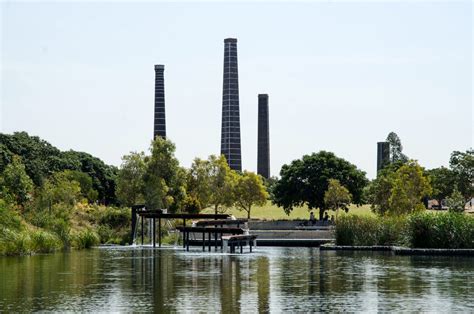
[116,152,147,207]
[234,171,268,219]
[0,132,118,204]
[386,132,408,164]
[272,151,368,219]
[449,149,474,201]
[0,155,34,206]
[324,178,352,219]
[388,161,432,215]
[426,167,456,207]
[143,137,186,212]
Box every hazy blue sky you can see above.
[1,1,472,179]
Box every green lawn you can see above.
[202,202,374,220]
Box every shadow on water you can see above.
[0,247,473,312]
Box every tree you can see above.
[426,167,456,208]
[386,132,408,163]
[446,188,465,213]
[449,149,473,201]
[116,152,147,207]
[37,171,82,211]
[143,137,186,212]
[0,155,34,206]
[272,151,368,220]
[208,155,237,214]
[61,170,98,203]
[324,179,352,220]
[234,171,268,219]
[388,161,432,215]
[186,157,213,211]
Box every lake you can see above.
[1,246,473,312]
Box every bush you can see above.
[335,215,404,246]
[30,230,61,253]
[336,212,474,249]
[0,229,31,256]
[99,207,130,228]
[408,212,474,249]
[74,229,99,249]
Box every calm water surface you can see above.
[0,246,473,312]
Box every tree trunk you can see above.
[215,204,218,215]
[247,207,251,220]
[319,208,324,220]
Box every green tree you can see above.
[208,155,237,214]
[272,151,368,220]
[426,167,456,208]
[116,152,147,207]
[449,149,473,201]
[388,161,432,215]
[0,155,34,206]
[61,170,98,202]
[446,188,465,213]
[386,132,408,163]
[37,171,82,211]
[324,179,352,220]
[143,137,186,212]
[234,171,268,219]
[186,157,213,210]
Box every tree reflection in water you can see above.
[0,247,473,312]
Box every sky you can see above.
[1,0,472,179]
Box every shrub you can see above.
[0,230,31,256]
[74,229,99,249]
[30,230,61,253]
[99,207,130,228]
[408,212,474,249]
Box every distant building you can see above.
[257,94,270,179]
[220,38,242,171]
[377,141,390,174]
[154,64,166,139]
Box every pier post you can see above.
[202,232,205,251]
[141,216,144,245]
[158,218,161,247]
[152,218,156,248]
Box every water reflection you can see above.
[0,247,473,312]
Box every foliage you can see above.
[446,188,465,213]
[408,211,474,249]
[29,230,61,253]
[234,171,268,219]
[36,171,82,211]
[324,179,352,220]
[0,132,118,204]
[426,167,456,207]
[336,212,474,249]
[335,215,408,246]
[186,157,214,210]
[449,149,474,201]
[73,229,100,249]
[61,170,98,203]
[272,151,368,219]
[116,152,147,207]
[207,155,237,214]
[98,206,130,228]
[386,132,408,163]
[366,168,395,215]
[143,137,186,212]
[388,161,432,215]
[0,155,34,207]
[182,195,201,214]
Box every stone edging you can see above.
[320,245,474,256]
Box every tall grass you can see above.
[335,212,474,249]
[74,229,100,249]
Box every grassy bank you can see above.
[335,211,474,248]
[0,201,131,256]
[202,201,374,220]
